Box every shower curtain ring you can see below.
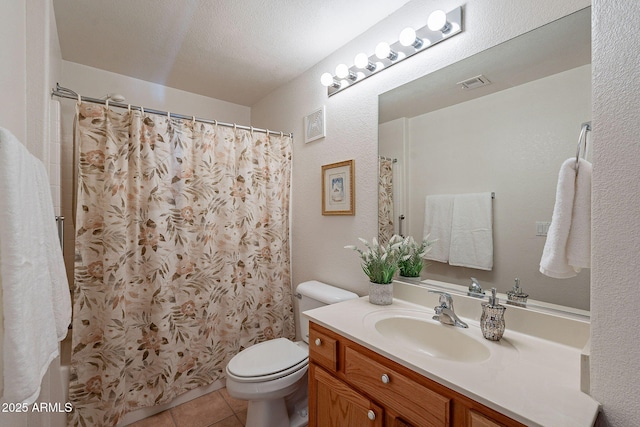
[141,106,145,115]
[127,104,131,113]
[192,116,196,125]
[167,111,171,120]
[280,131,283,137]
[77,93,82,105]
[105,99,109,110]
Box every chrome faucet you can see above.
[468,277,485,297]
[429,291,469,328]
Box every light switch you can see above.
[536,221,551,236]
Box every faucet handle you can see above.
[428,290,453,309]
[468,277,485,297]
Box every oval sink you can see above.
[374,316,491,363]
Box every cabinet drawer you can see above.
[345,347,450,427]
[309,327,338,372]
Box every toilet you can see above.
[225,280,358,427]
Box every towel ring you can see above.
[575,122,591,172]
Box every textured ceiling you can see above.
[53,0,411,106]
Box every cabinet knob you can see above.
[381,374,390,384]
[367,409,376,421]
[315,338,321,346]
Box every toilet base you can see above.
[243,376,308,427]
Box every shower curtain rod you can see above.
[50,84,293,138]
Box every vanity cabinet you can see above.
[308,322,525,427]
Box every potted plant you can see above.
[345,235,403,305]
[397,235,436,278]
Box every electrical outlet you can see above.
[536,221,551,236]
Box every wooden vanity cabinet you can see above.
[308,322,525,427]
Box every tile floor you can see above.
[128,388,247,427]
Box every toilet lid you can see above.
[227,338,308,379]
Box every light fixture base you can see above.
[325,6,463,97]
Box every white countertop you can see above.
[304,296,600,427]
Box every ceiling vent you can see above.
[457,74,491,90]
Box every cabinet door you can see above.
[468,410,504,427]
[311,364,383,427]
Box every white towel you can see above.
[423,195,455,263]
[540,158,592,278]
[0,127,71,404]
[449,192,494,270]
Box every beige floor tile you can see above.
[170,391,234,427]
[127,410,175,427]
[235,409,247,425]
[210,414,244,427]
[219,387,249,413]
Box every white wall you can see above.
[400,65,591,309]
[0,0,27,142]
[252,0,590,298]
[58,61,252,284]
[591,1,640,426]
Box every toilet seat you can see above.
[227,338,309,383]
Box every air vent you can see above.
[457,74,491,90]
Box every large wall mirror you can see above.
[378,8,591,312]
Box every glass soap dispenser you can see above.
[481,287,506,341]
[507,278,529,307]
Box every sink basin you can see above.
[374,315,491,363]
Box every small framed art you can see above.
[304,106,326,143]
[321,160,355,215]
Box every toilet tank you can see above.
[296,280,358,343]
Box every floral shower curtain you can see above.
[68,103,294,426]
[378,157,394,246]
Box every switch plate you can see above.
[536,221,551,236]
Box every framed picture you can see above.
[322,160,355,215]
[304,106,326,143]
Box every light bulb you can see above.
[427,10,450,33]
[399,27,423,49]
[375,42,398,61]
[335,64,350,79]
[354,53,376,72]
[320,72,335,87]
[375,42,390,59]
[354,53,369,69]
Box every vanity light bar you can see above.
[321,7,463,97]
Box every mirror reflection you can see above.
[378,8,591,311]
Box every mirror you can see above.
[378,8,591,313]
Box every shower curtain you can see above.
[68,103,294,426]
[378,157,394,246]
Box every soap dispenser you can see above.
[506,278,529,307]
[481,288,506,341]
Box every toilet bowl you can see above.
[225,281,359,427]
[226,338,309,427]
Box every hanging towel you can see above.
[567,159,592,271]
[0,127,71,404]
[423,195,455,263]
[540,158,591,278]
[449,192,494,270]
